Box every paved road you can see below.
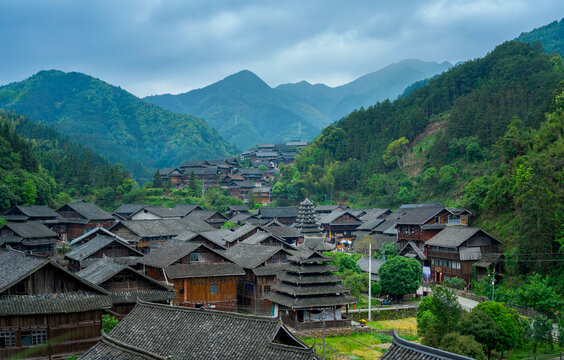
[457,296,479,311]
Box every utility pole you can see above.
[368,241,372,322]
[491,270,495,301]
[322,307,326,360]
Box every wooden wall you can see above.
[172,275,237,311]
[3,264,94,295]
[0,310,102,359]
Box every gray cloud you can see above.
[0,0,562,97]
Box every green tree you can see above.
[22,179,37,205]
[188,170,199,196]
[379,256,422,302]
[257,165,268,171]
[247,190,256,209]
[417,287,462,347]
[439,332,486,360]
[102,314,119,334]
[459,309,499,359]
[342,270,369,297]
[152,169,163,188]
[377,242,398,260]
[383,137,409,168]
[475,301,522,357]
[530,316,554,353]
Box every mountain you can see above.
[145,60,452,150]
[145,70,322,151]
[515,18,564,56]
[0,70,236,181]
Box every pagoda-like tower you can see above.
[295,198,321,236]
[266,249,356,329]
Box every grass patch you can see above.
[301,332,390,360]
[367,317,418,336]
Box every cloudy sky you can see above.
[1,0,563,97]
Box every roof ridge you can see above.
[136,300,280,323]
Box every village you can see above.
[0,168,505,359]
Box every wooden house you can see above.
[80,301,317,359]
[0,222,58,256]
[2,205,59,223]
[173,230,228,251]
[225,205,249,219]
[65,235,144,272]
[314,204,348,215]
[264,221,301,245]
[159,167,184,187]
[237,168,265,184]
[69,226,130,248]
[112,204,148,220]
[139,240,244,311]
[225,243,291,314]
[77,256,176,316]
[130,204,203,220]
[222,223,261,248]
[54,203,115,241]
[266,250,356,330]
[227,180,255,201]
[319,210,363,250]
[252,187,272,205]
[0,248,112,359]
[184,210,228,229]
[425,227,502,284]
[241,230,297,251]
[256,206,298,225]
[109,218,214,253]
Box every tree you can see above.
[530,316,554,354]
[102,314,118,334]
[152,169,163,188]
[188,170,199,196]
[475,301,522,357]
[383,137,409,168]
[417,286,462,347]
[22,179,37,205]
[439,333,486,360]
[257,165,268,171]
[379,256,422,302]
[342,270,368,297]
[557,314,564,348]
[324,252,361,273]
[247,190,256,209]
[377,242,398,260]
[459,310,499,359]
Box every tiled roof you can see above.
[199,229,231,248]
[86,301,317,360]
[138,240,202,268]
[380,329,475,360]
[0,248,49,292]
[109,290,177,304]
[76,256,129,284]
[399,241,427,260]
[356,257,385,275]
[61,202,114,220]
[66,235,141,261]
[252,264,289,276]
[11,205,59,218]
[165,262,245,279]
[356,218,385,231]
[228,205,249,212]
[110,218,213,239]
[395,204,445,225]
[113,204,149,215]
[223,223,258,243]
[264,224,301,239]
[425,227,499,248]
[319,210,361,224]
[70,226,132,246]
[272,282,349,296]
[258,207,298,219]
[80,333,168,360]
[241,230,275,245]
[224,243,289,269]
[0,292,112,315]
[266,292,356,309]
[1,222,57,238]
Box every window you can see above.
[210,284,218,294]
[263,285,271,293]
[283,258,287,263]
[0,331,16,348]
[246,283,254,292]
[272,257,277,264]
[190,253,199,262]
[21,329,46,347]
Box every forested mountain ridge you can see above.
[271,41,564,277]
[515,17,564,56]
[0,110,131,211]
[145,60,452,150]
[0,70,236,181]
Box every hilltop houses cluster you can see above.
[159,142,308,204]
[0,199,501,358]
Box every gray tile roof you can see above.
[266,292,356,308]
[61,202,114,221]
[319,210,361,224]
[86,301,317,360]
[264,224,301,239]
[110,218,213,239]
[258,206,298,219]
[241,230,276,245]
[356,257,385,276]
[80,333,168,360]
[9,205,59,218]
[224,243,289,269]
[380,329,475,360]
[228,205,249,212]
[252,264,289,276]
[109,290,177,304]
[395,204,445,225]
[70,226,131,246]
[0,248,49,293]
[199,229,231,248]
[223,223,258,243]
[76,256,129,284]
[165,262,245,279]
[66,235,142,261]
[0,292,112,316]
[425,227,499,248]
[138,240,203,268]
[1,222,57,238]
[356,218,385,231]
[113,204,149,215]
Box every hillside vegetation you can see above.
[516,18,564,56]
[0,70,236,181]
[272,41,564,279]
